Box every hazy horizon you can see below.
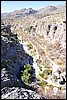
[1,1,66,13]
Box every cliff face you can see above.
[1,23,28,87]
[1,23,45,99]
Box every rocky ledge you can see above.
[1,87,45,99]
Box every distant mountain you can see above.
[1,12,8,17]
[37,4,66,15]
[1,4,66,19]
[1,8,38,19]
[23,8,38,14]
[37,6,57,14]
[56,3,66,12]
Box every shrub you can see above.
[38,81,47,88]
[21,64,32,84]
[43,69,52,75]
[39,69,52,78]
[39,73,44,78]
[21,70,30,83]
[26,25,33,32]
[43,70,48,75]
[34,49,36,52]
[36,59,41,63]
[39,66,42,71]
[27,44,33,50]
[52,75,57,82]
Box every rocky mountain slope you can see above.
[1,23,45,99]
[1,8,38,19]
[1,3,65,19]
[1,3,66,99]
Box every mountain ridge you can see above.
[1,3,66,18]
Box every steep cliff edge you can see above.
[1,23,45,99]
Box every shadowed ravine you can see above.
[1,23,45,99]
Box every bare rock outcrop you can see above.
[1,87,45,99]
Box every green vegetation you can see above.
[39,69,52,78]
[21,70,30,83]
[39,66,42,71]
[52,75,57,82]
[43,63,52,68]
[38,81,47,88]
[24,63,32,71]
[44,69,52,75]
[21,64,32,84]
[43,70,49,75]
[36,59,40,63]
[27,43,33,50]
[39,73,44,78]
[34,49,36,52]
